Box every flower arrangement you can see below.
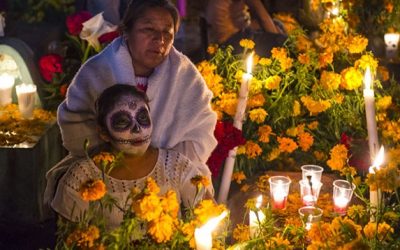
[38,11,119,110]
[55,151,229,249]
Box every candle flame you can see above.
[246,52,254,74]
[369,146,385,173]
[199,211,228,232]
[256,195,263,209]
[0,74,15,88]
[363,67,372,90]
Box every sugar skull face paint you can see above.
[105,95,152,156]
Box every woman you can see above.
[52,84,212,228]
[58,0,216,164]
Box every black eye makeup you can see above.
[110,110,133,132]
[136,107,151,127]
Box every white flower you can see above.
[80,12,117,51]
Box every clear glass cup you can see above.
[333,180,356,215]
[269,176,291,210]
[16,83,37,119]
[299,179,323,206]
[301,165,324,184]
[298,206,323,230]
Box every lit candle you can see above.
[218,53,254,204]
[384,33,400,60]
[363,67,379,161]
[0,74,15,106]
[269,176,291,210]
[369,146,384,221]
[333,196,350,215]
[332,179,355,215]
[195,211,228,250]
[15,83,37,119]
[249,195,266,237]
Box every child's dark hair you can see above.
[95,84,149,129]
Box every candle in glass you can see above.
[217,53,253,204]
[363,67,379,161]
[269,176,291,210]
[384,33,400,60]
[301,165,324,184]
[195,211,228,250]
[369,146,384,221]
[299,179,323,206]
[249,195,266,237]
[333,180,355,215]
[298,206,323,231]
[0,74,15,106]
[15,83,37,119]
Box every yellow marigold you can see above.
[347,35,368,54]
[292,100,301,116]
[265,233,291,249]
[240,184,250,192]
[92,151,115,167]
[314,150,326,161]
[326,144,348,171]
[181,221,196,249]
[66,225,100,248]
[340,67,363,90]
[146,177,160,194]
[363,222,394,240]
[297,132,314,151]
[286,124,305,137]
[320,70,341,91]
[367,164,400,192]
[377,66,390,82]
[132,193,162,221]
[277,136,298,153]
[148,214,176,243]
[376,96,392,111]
[194,199,226,225]
[239,39,255,49]
[256,174,270,194]
[317,50,333,68]
[385,0,394,13]
[273,13,299,33]
[79,179,106,201]
[249,108,268,124]
[296,35,313,52]
[347,205,366,220]
[191,175,210,189]
[247,93,265,108]
[308,121,319,130]
[207,44,218,55]
[161,190,179,218]
[267,147,281,161]
[236,145,246,155]
[300,96,331,115]
[249,78,263,94]
[196,60,217,76]
[258,57,272,66]
[215,92,237,116]
[232,171,246,184]
[339,166,357,177]
[355,54,378,72]
[271,47,293,71]
[258,125,272,143]
[298,53,310,65]
[245,140,263,158]
[233,224,250,242]
[264,75,282,90]
[203,73,224,97]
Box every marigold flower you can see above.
[298,53,310,65]
[267,147,281,161]
[148,214,176,243]
[233,224,250,242]
[347,205,366,220]
[317,50,333,68]
[327,144,348,171]
[249,108,268,124]
[340,67,363,90]
[258,57,272,66]
[232,171,246,184]
[297,131,314,151]
[239,39,255,49]
[277,136,298,153]
[215,92,238,116]
[245,141,263,158]
[265,233,291,249]
[300,96,331,115]
[146,177,160,194]
[66,225,100,248]
[264,75,282,90]
[376,96,392,111]
[161,190,179,218]
[92,151,115,167]
[308,121,319,130]
[191,175,210,188]
[258,125,272,143]
[194,199,227,225]
[207,44,218,55]
[320,70,341,91]
[181,221,196,249]
[79,179,106,201]
[256,174,270,194]
[377,66,390,82]
[247,93,265,108]
[132,193,162,221]
[363,221,394,240]
[347,35,368,54]
[355,54,378,72]
[240,184,250,192]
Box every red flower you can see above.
[207,121,246,177]
[340,133,352,149]
[60,84,68,97]
[99,30,120,44]
[66,11,92,35]
[38,54,63,82]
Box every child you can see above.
[50,84,213,228]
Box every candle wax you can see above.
[334,196,349,215]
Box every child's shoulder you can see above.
[60,157,100,191]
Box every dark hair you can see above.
[119,0,180,34]
[95,84,149,129]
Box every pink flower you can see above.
[66,11,92,35]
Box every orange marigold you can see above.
[277,136,298,153]
[79,179,106,201]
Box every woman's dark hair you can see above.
[119,0,180,34]
[95,84,149,129]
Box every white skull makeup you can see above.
[105,95,152,156]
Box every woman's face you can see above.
[127,7,175,76]
[103,95,152,156]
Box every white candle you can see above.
[16,83,37,119]
[384,33,400,60]
[249,195,266,237]
[363,67,379,161]
[217,53,254,204]
[0,74,15,106]
[195,211,228,250]
[369,146,384,221]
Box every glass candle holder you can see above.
[333,180,355,215]
[298,206,323,231]
[16,83,37,119]
[269,176,291,210]
[384,33,400,60]
[0,74,15,106]
[301,165,324,184]
[299,179,323,206]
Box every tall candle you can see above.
[218,53,254,204]
[369,146,384,221]
[363,67,379,161]
[195,211,228,250]
[249,195,266,237]
[0,74,15,106]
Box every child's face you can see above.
[104,94,152,156]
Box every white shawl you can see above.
[57,37,217,164]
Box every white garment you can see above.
[51,149,210,229]
[57,36,217,165]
